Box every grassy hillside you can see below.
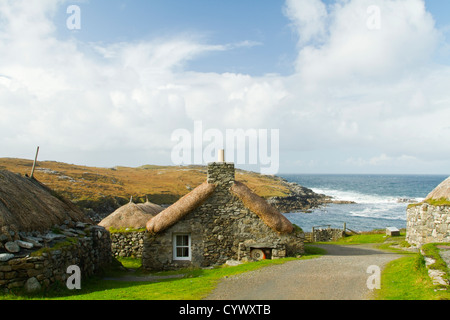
[0,158,292,216]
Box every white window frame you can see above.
[173,233,191,261]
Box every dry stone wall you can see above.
[308,228,345,242]
[110,231,145,258]
[407,203,450,246]
[0,222,112,293]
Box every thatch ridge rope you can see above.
[146,182,216,233]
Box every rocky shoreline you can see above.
[267,178,354,213]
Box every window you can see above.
[173,234,191,261]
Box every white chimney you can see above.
[218,149,225,163]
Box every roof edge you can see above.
[230,181,294,234]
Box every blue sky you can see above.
[1,0,450,174]
[56,0,450,75]
[58,0,298,75]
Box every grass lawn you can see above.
[374,254,449,300]
[1,245,325,300]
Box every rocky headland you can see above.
[267,178,354,213]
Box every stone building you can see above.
[142,161,304,271]
[407,176,450,246]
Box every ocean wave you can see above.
[312,187,422,205]
[349,206,407,221]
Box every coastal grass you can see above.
[1,245,323,300]
[316,230,403,245]
[408,197,450,209]
[374,254,450,300]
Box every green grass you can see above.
[335,233,387,244]
[109,227,146,234]
[1,245,323,300]
[421,243,450,280]
[315,230,400,245]
[374,254,450,300]
[408,198,450,209]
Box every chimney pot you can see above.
[218,149,225,163]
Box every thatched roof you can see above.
[146,180,294,234]
[0,170,91,232]
[99,199,163,230]
[230,181,294,234]
[146,182,216,233]
[425,176,450,201]
[137,199,164,215]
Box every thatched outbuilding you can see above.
[143,161,304,271]
[0,170,91,232]
[99,198,163,230]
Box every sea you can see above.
[280,174,449,232]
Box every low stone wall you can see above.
[306,228,345,242]
[407,203,450,246]
[0,223,112,293]
[110,231,145,258]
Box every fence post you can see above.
[30,146,40,179]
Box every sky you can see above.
[0,0,450,175]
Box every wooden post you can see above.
[30,146,40,179]
[312,227,315,243]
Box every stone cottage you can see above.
[142,161,304,271]
[407,176,450,246]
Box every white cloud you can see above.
[283,0,328,46]
[0,0,449,173]
[292,0,439,84]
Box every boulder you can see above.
[24,277,42,293]
[16,240,34,249]
[0,253,15,262]
[5,241,20,253]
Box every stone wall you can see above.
[407,203,450,246]
[308,228,345,242]
[110,231,145,258]
[142,163,304,271]
[0,223,112,293]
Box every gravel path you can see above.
[206,244,402,300]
